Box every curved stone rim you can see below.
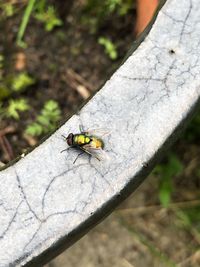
[1,0,200,266]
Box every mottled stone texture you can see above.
[0,0,200,266]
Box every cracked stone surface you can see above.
[1,0,200,266]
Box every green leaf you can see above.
[25,100,61,136]
[37,115,49,126]
[16,0,36,47]
[106,0,121,12]
[12,72,35,92]
[156,153,183,207]
[6,98,30,119]
[26,122,43,136]
[35,6,62,32]
[0,86,11,100]
[44,100,57,110]
[176,207,200,230]
[1,3,15,17]
[0,54,4,69]
[81,0,134,33]
[98,37,118,60]
[159,179,172,208]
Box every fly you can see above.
[61,126,109,164]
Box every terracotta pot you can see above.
[135,0,159,36]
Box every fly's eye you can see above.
[66,133,73,146]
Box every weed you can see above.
[0,54,4,69]
[154,153,183,208]
[16,0,62,47]
[82,0,135,33]
[98,37,118,60]
[35,5,62,32]
[0,71,35,120]
[0,2,15,17]
[117,214,177,267]
[175,206,200,244]
[0,72,35,101]
[12,72,35,92]
[26,100,61,136]
[17,0,36,48]
[6,99,30,120]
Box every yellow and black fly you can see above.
[62,126,109,163]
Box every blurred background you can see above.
[0,1,200,266]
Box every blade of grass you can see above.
[16,0,36,48]
[116,214,177,267]
[118,199,200,214]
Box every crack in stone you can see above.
[0,200,23,240]
[162,10,185,24]
[23,223,43,251]
[24,201,86,251]
[41,156,112,220]
[15,169,41,222]
[118,75,163,83]
[179,0,193,44]
[41,162,90,216]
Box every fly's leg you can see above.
[79,124,89,135]
[73,151,85,164]
[80,146,101,162]
[79,125,84,132]
[60,146,75,153]
[94,155,101,161]
[61,135,66,139]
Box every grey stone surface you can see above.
[0,0,200,266]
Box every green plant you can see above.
[117,0,135,16]
[16,0,62,47]
[0,54,4,69]
[12,72,35,92]
[35,5,62,32]
[117,215,177,267]
[154,153,183,208]
[82,0,134,33]
[0,86,10,100]
[0,54,5,99]
[0,102,4,115]
[17,0,36,48]
[105,0,134,14]
[196,169,200,178]
[6,98,30,120]
[26,100,61,136]
[98,37,118,60]
[0,3,15,17]
[175,205,200,243]
[0,72,35,101]
[105,0,121,12]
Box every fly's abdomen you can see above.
[90,137,104,149]
[74,134,91,146]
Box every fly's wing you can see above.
[79,124,111,137]
[81,144,109,161]
[83,128,111,137]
